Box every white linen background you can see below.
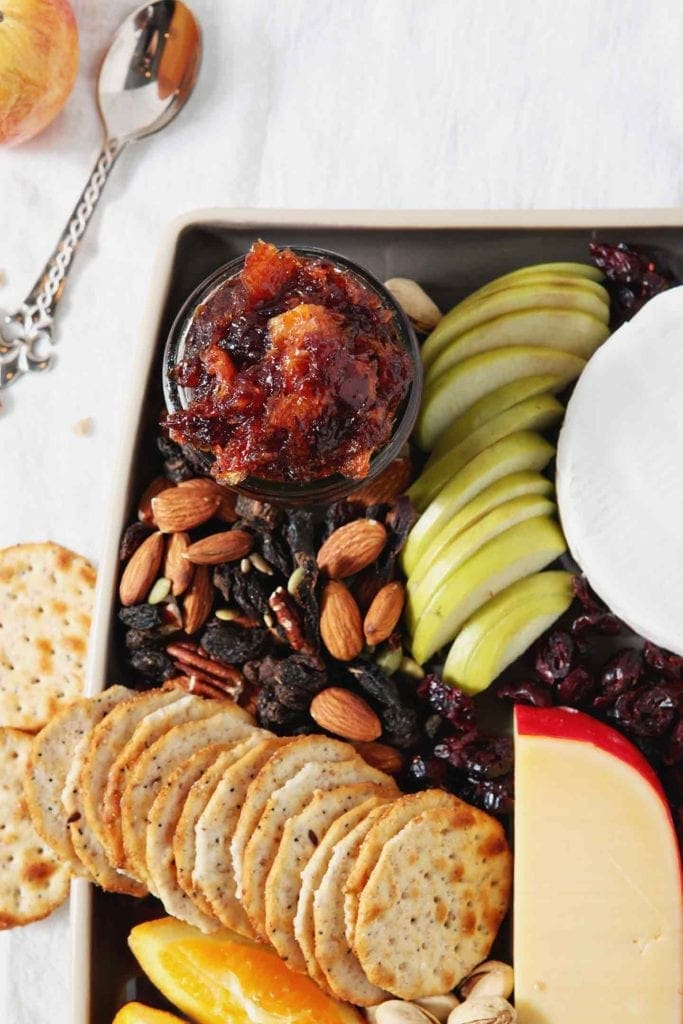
[1,1,683,1020]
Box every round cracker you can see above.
[0,542,96,730]
[242,757,393,939]
[190,736,292,937]
[101,694,226,870]
[314,804,392,1005]
[24,684,134,877]
[265,781,398,970]
[353,796,512,999]
[0,727,71,928]
[145,733,266,929]
[294,797,389,988]
[80,687,185,852]
[344,790,455,948]
[120,704,256,883]
[231,735,354,902]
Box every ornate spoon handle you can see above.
[0,137,125,391]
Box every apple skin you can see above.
[516,705,679,839]
[0,0,79,146]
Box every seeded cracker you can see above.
[353,795,512,999]
[190,736,292,937]
[294,797,389,988]
[241,757,393,939]
[0,728,71,928]
[0,542,96,730]
[264,781,398,970]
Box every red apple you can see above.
[514,705,682,1024]
[0,0,79,146]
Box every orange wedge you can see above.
[128,917,362,1024]
[112,1003,186,1024]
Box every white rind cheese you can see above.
[557,285,683,654]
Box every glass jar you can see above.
[162,246,422,505]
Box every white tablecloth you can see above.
[1,1,683,1020]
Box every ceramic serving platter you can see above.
[72,208,683,1024]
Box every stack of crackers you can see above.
[0,542,96,929]
[24,676,511,1004]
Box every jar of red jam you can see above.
[162,242,421,504]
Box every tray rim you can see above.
[71,205,683,1024]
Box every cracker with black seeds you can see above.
[353,795,512,999]
[0,542,96,730]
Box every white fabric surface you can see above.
[1,1,683,1020]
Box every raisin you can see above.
[346,662,402,709]
[258,531,292,578]
[124,628,163,651]
[129,647,176,683]
[200,619,270,664]
[119,522,153,562]
[118,604,165,630]
[380,703,420,749]
[256,684,304,732]
[235,496,283,530]
[323,501,365,538]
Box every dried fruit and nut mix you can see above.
[165,241,414,484]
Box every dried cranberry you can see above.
[434,734,513,780]
[570,611,623,637]
[594,648,643,708]
[496,679,554,707]
[405,755,448,788]
[555,666,595,706]
[535,631,575,684]
[663,720,683,766]
[642,641,683,681]
[460,774,515,815]
[572,575,605,612]
[589,242,674,322]
[612,685,676,738]
[417,674,477,733]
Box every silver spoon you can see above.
[0,0,201,392]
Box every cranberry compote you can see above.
[166,242,413,485]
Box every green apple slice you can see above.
[406,494,557,629]
[408,471,555,586]
[402,431,554,575]
[421,282,609,368]
[428,375,562,456]
[472,262,604,293]
[416,347,584,453]
[410,516,567,664]
[442,571,574,693]
[424,308,609,386]
[457,272,608,310]
[410,393,563,509]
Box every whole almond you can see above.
[151,487,221,533]
[310,687,382,743]
[178,477,238,523]
[182,564,213,634]
[364,581,406,644]
[184,530,253,565]
[354,741,404,775]
[138,476,173,525]
[320,580,364,661]
[352,456,413,507]
[317,519,387,579]
[164,531,194,596]
[119,531,165,606]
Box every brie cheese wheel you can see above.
[557,285,683,653]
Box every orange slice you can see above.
[112,1003,186,1024]
[128,917,362,1024]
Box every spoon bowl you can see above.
[98,0,202,144]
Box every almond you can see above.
[151,487,221,533]
[310,687,382,743]
[138,476,173,525]
[183,529,253,565]
[352,456,414,506]
[164,531,194,596]
[317,519,387,578]
[320,580,364,661]
[182,564,213,634]
[364,581,406,644]
[178,477,238,522]
[119,531,165,606]
[353,740,404,775]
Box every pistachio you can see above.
[369,1000,440,1024]
[447,996,517,1024]
[147,577,171,604]
[459,962,514,1002]
[413,994,461,1022]
[375,643,403,676]
[384,277,443,333]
